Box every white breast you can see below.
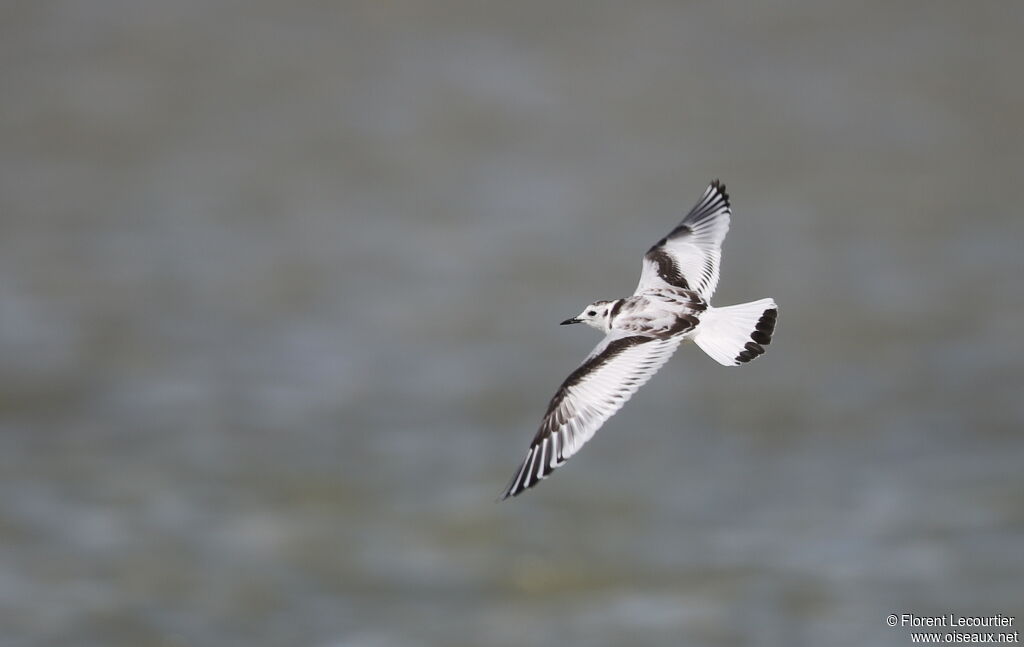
[610,289,706,338]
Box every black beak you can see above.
[560,317,582,325]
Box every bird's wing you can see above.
[635,180,731,300]
[500,331,686,499]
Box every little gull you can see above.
[501,180,778,499]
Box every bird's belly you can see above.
[611,309,700,338]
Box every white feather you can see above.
[635,181,731,300]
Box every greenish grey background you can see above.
[1,2,1022,646]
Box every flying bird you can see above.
[501,180,777,499]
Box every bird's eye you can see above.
[587,311,596,316]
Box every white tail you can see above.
[693,299,777,366]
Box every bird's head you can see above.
[561,300,614,331]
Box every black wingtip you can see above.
[496,483,514,502]
[709,179,730,206]
[498,478,528,501]
[498,460,528,501]
[497,477,516,502]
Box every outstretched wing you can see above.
[500,332,685,499]
[635,180,731,300]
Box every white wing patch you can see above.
[500,333,682,499]
[635,180,731,300]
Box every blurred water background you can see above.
[1,2,1023,646]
